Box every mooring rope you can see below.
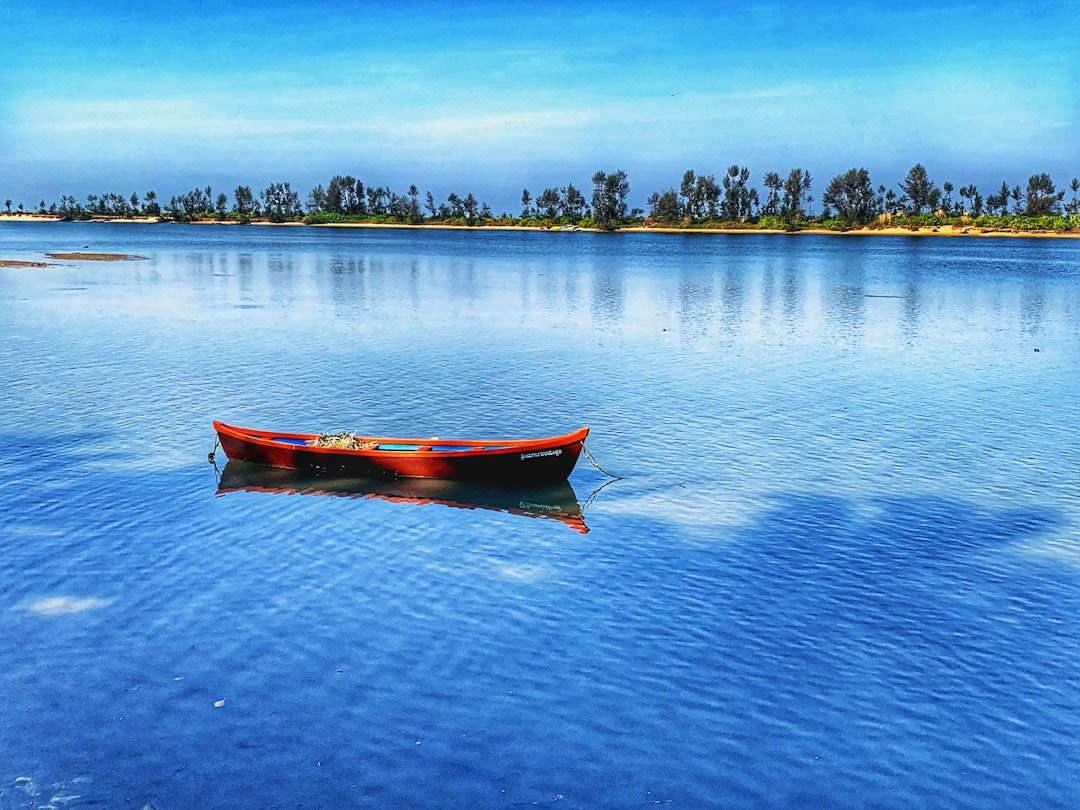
[581,477,620,511]
[207,438,219,465]
[581,441,622,480]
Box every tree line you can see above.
[646,165,1079,231]
[4,164,1079,232]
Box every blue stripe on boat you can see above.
[378,444,509,452]
[268,437,510,452]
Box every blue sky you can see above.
[1,0,1076,213]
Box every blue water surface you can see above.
[1,222,1079,808]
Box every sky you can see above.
[1,0,1077,214]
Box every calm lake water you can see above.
[1,222,1079,808]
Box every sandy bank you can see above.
[625,224,1080,238]
[0,214,64,223]
[827,224,1080,239]
[308,221,551,232]
[2,213,1077,238]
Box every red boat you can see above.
[212,421,589,484]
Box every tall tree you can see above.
[444,192,460,219]
[325,176,344,214]
[1067,178,1080,216]
[462,193,479,225]
[822,167,875,225]
[646,188,682,223]
[1010,185,1024,215]
[701,174,723,219]
[898,163,941,215]
[677,169,722,219]
[562,183,586,222]
[942,181,954,215]
[307,184,327,214]
[958,184,977,215]
[986,181,1011,216]
[537,187,561,220]
[1024,173,1064,216]
[779,168,812,225]
[680,170,699,219]
[326,175,364,215]
[366,185,390,216]
[408,185,422,223]
[143,190,160,217]
[761,172,782,216]
[259,182,300,222]
[997,181,1012,215]
[972,191,984,216]
[520,188,533,219]
[720,165,754,221]
[591,169,629,228]
[234,186,257,219]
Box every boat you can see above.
[214,460,590,533]
[212,421,589,484]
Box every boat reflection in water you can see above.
[215,460,590,534]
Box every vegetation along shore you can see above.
[4,164,1079,236]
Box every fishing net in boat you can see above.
[306,432,378,450]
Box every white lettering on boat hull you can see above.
[521,449,563,460]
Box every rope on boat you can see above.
[208,438,219,465]
[581,441,622,480]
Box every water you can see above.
[1,222,1079,808]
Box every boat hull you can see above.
[212,421,589,484]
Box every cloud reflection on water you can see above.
[24,596,113,616]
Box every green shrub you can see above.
[818,216,848,231]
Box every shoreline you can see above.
[622,224,1080,239]
[1,213,1077,239]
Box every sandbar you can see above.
[45,252,148,261]
[0,259,54,268]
